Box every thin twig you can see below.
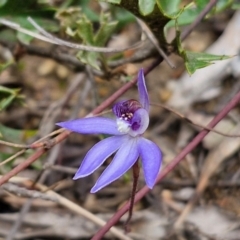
[0,39,85,71]
[151,102,240,137]
[180,0,217,41]
[0,17,142,53]
[136,18,175,69]
[0,150,26,167]
[0,140,29,149]
[28,16,142,53]
[0,18,58,44]
[2,183,58,202]
[31,128,65,146]
[5,175,132,240]
[0,148,46,187]
[43,163,77,174]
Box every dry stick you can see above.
[92,87,240,240]
[151,102,240,138]
[0,140,29,149]
[0,129,64,150]
[0,39,85,71]
[0,149,26,167]
[0,148,46,186]
[4,175,132,240]
[2,183,58,202]
[136,18,175,69]
[180,0,217,41]
[27,17,143,53]
[0,17,142,54]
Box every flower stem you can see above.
[124,160,139,233]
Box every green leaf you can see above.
[100,0,121,3]
[0,0,55,17]
[164,3,199,29]
[0,60,13,73]
[165,0,233,30]
[111,6,135,29]
[76,51,100,70]
[76,15,94,44]
[0,94,16,111]
[78,0,99,21]
[183,51,231,75]
[17,31,36,45]
[0,124,36,143]
[157,0,181,17]
[175,29,231,74]
[94,13,118,46]
[195,0,209,9]
[138,0,155,16]
[0,0,7,7]
[75,12,118,69]
[0,152,13,173]
[0,86,24,111]
[232,2,240,9]
[0,86,19,111]
[156,0,183,18]
[0,0,57,44]
[0,85,16,94]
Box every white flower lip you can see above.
[116,118,131,134]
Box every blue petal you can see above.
[91,137,139,193]
[73,136,125,179]
[138,137,162,188]
[56,117,121,135]
[138,69,149,112]
[129,108,149,137]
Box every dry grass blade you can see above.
[2,183,58,202]
[4,175,133,240]
[0,140,29,148]
[0,150,26,167]
[136,18,175,69]
[174,122,240,229]
[151,102,240,138]
[0,18,57,43]
[0,17,143,53]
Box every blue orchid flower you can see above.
[56,69,162,193]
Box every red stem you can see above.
[91,90,240,239]
[124,160,139,233]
